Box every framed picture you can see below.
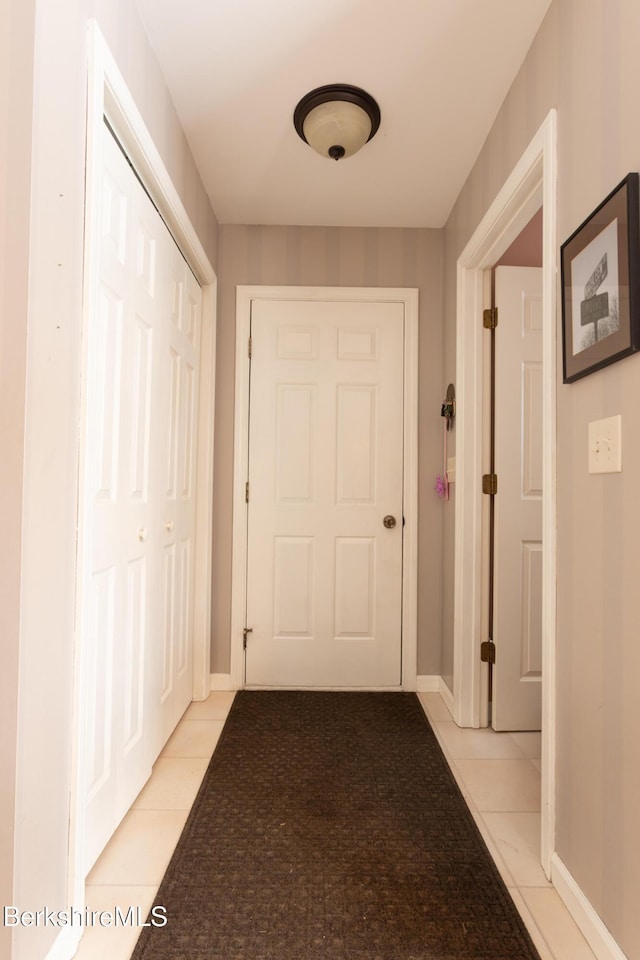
[561,173,640,383]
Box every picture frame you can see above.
[561,172,640,383]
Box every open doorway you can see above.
[453,109,557,876]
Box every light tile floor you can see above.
[74,691,235,960]
[417,691,598,960]
[73,689,597,960]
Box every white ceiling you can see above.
[135,0,552,228]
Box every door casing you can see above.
[231,286,419,692]
[454,109,557,876]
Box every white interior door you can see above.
[492,266,543,731]
[82,124,201,871]
[158,246,202,747]
[245,298,404,688]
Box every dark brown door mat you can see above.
[130,691,541,960]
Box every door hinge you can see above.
[248,336,253,358]
[245,481,250,503]
[243,627,253,650]
[482,473,498,495]
[483,307,498,329]
[480,640,496,664]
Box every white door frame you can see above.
[68,19,217,923]
[453,110,557,875]
[231,286,419,691]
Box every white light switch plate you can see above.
[446,457,456,483]
[588,415,622,473]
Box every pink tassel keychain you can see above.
[434,419,449,500]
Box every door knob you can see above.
[137,527,148,541]
[164,519,174,532]
[383,515,397,529]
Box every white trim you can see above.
[231,285,419,692]
[68,18,217,932]
[193,281,217,700]
[43,929,81,960]
[98,52,214,285]
[402,291,419,692]
[438,679,454,718]
[416,675,455,715]
[240,685,413,693]
[551,855,629,960]
[453,110,557,877]
[210,673,234,691]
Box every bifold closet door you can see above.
[82,123,201,872]
[157,233,203,748]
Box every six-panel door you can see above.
[82,124,201,871]
[492,266,543,731]
[245,298,405,688]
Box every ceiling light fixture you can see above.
[293,84,381,161]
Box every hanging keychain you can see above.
[435,384,455,499]
[434,420,449,500]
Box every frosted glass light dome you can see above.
[294,84,381,161]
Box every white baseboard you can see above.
[215,674,452,698]
[416,675,454,716]
[438,679,454,716]
[44,927,81,960]
[551,853,628,960]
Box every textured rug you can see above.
[131,692,541,960]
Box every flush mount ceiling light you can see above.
[293,84,381,161]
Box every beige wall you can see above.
[89,0,220,262]
[0,4,36,958]
[6,3,218,959]
[442,1,640,955]
[212,225,445,677]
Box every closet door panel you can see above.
[82,124,202,872]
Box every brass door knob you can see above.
[383,515,397,529]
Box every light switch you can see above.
[446,456,456,483]
[588,415,622,474]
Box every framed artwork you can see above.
[561,173,640,383]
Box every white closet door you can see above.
[158,245,202,747]
[82,125,201,871]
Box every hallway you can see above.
[75,691,596,960]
